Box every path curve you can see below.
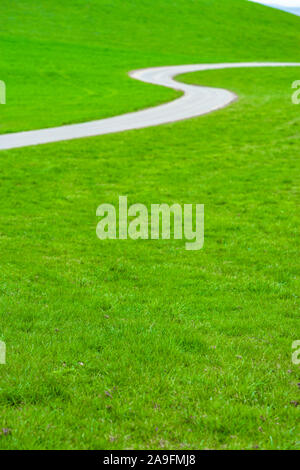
[1,62,300,150]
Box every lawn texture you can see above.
[0,0,299,450]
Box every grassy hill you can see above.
[1,0,300,133]
[0,0,299,449]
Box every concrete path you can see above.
[0,62,300,151]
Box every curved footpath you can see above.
[0,62,300,151]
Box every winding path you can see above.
[0,62,300,151]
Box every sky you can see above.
[249,0,300,16]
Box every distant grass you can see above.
[0,0,300,450]
[0,0,300,133]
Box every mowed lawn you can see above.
[0,0,300,450]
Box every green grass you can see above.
[0,0,300,450]
[1,0,300,134]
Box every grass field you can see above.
[0,0,299,450]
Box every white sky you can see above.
[250,0,300,6]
